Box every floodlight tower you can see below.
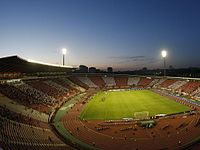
[62,48,67,66]
[161,50,167,76]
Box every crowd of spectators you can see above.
[0,105,48,128]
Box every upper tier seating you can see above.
[159,79,177,88]
[14,81,56,105]
[68,76,89,89]
[44,80,68,93]
[168,80,187,90]
[178,81,200,94]
[88,76,106,88]
[51,78,76,90]
[102,76,116,87]
[0,83,54,114]
[148,79,159,87]
[152,78,167,87]
[127,77,140,86]
[26,80,61,99]
[114,76,128,87]
[64,77,86,92]
[76,76,98,88]
[137,77,154,87]
[192,87,200,99]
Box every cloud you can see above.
[109,56,145,60]
[108,55,159,69]
[109,55,146,64]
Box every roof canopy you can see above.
[0,55,75,73]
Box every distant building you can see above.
[79,65,88,73]
[96,69,101,73]
[107,67,113,73]
[169,65,174,70]
[142,67,147,71]
[89,67,96,73]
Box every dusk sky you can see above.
[0,0,200,71]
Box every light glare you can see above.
[161,50,167,58]
[62,48,67,55]
[27,58,72,68]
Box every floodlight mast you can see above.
[62,48,67,66]
[161,50,167,77]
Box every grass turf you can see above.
[80,90,191,120]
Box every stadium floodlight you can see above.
[62,48,67,55]
[62,48,67,66]
[161,50,167,58]
[161,50,167,76]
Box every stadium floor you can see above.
[80,90,191,120]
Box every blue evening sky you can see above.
[0,0,200,70]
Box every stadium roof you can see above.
[0,55,75,73]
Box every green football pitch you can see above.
[80,90,191,120]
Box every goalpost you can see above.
[134,111,149,120]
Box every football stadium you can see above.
[1,1,200,150]
[0,56,200,150]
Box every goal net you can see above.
[134,111,149,120]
